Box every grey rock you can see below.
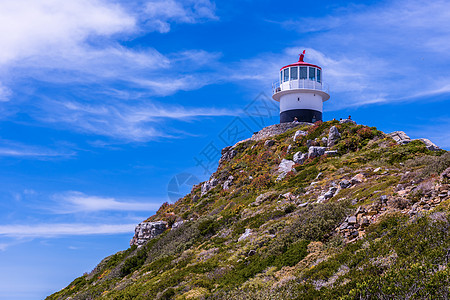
[306,139,313,147]
[441,167,450,182]
[340,222,349,230]
[251,123,309,142]
[348,216,357,224]
[416,138,440,151]
[219,146,237,164]
[339,179,351,189]
[264,139,276,147]
[308,146,327,159]
[388,131,411,145]
[324,186,338,200]
[325,150,338,156]
[293,130,308,141]
[192,195,200,202]
[247,249,256,256]
[238,228,252,242]
[287,144,292,153]
[201,178,219,196]
[293,151,307,164]
[374,167,382,172]
[299,202,308,208]
[172,220,184,229]
[251,191,275,206]
[321,137,328,144]
[130,221,167,246]
[339,118,356,124]
[327,126,341,147]
[315,172,323,180]
[223,175,234,190]
[276,159,295,181]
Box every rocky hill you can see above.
[47,120,450,300]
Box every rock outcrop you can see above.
[251,122,309,141]
[327,126,341,147]
[130,221,167,246]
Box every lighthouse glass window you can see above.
[290,67,298,80]
[283,68,289,82]
[309,67,316,80]
[299,67,307,79]
[317,69,321,83]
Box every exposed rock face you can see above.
[388,131,411,145]
[264,140,275,147]
[293,130,308,141]
[351,173,365,184]
[238,228,252,242]
[441,167,450,182]
[219,146,237,165]
[308,146,327,159]
[277,159,295,181]
[130,221,167,246]
[327,126,341,147]
[293,151,307,164]
[223,176,234,190]
[417,138,440,151]
[251,123,309,141]
[172,220,185,229]
[250,191,276,206]
[339,118,356,124]
[201,178,219,196]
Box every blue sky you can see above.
[0,0,449,298]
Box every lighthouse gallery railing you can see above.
[272,79,329,95]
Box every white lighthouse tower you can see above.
[272,50,330,123]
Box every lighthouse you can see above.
[272,50,330,123]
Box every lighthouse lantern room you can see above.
[272,50,330,123]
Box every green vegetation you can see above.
[47,120,450,300]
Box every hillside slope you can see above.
[47,120,450,300]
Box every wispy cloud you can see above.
[265,0,450,109]
[0,140,75,159]
[142,0,217,33]
[51,191,162,213]
[36,100,238,142]
[0,223,135,238]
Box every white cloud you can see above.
[0,223,135,238]
[266,0,450,109]
[52,191,163,213]
[143,0,217,33]
[0,140,75,158]
[35,99,238,141]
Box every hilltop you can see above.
[47,120,450,299]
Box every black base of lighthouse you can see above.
[280,109,322,123]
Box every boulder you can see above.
[201,178,219,196]
[222,175,234,190]
[238,228,252,242]
[264,139,275,147]
[339,179,351,189]
[324,186,338,200]
[416,138,440,151]
[130,221,168,246]
[276,159,295,181]
[327,126,341,147]
[219,146,237,164]
[293,151,307,164]
[441,167,450,182]
[172,220,185,229]
[347,216,357,224]
[350,173,365,184]
[339,118,356,124]
[251,191,275,206]
[308,146,327,159]
[388,131,411,145]
[293,130,308,141]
